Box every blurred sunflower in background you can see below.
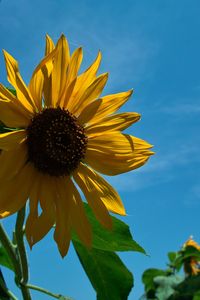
[183,237,200,276]
[0,34,153,256]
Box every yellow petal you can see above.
[0,130,26,151]
[28,175,56,246]
[45,34,55,55]
[51,35,70,107]
[85,149,153,175]
[66,47,83,87]
[58,47,83,108]
[88,90,133,124]
[31,44,58,108]
[32,46,57,78]
[0,142,27,180]
[30,209,54,246]
[87,132,135,154]
[73,165,112,228]
[3,50,36,112]
[74,163,125,217]
[84,133,154,175]
[29,69,44,112]
[71,73,108,115]
[0,163,34,218]
[66,51,102,111]
[85,112,141,135]
[0,99,30,128]
[59,77,77,108]
[25,172,40,246]
[88,132,153,153]
[77,99,102,125]
[54,177,72,257]
[0,83,33,118]
[74,51,102,96]
[69,180,92,247]
[42,67,52,108]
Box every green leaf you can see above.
[194,291,200,300]
[0,244,14,271]
[167,252,183,272]
[168,252,178,263]
[72,203,145,253]
[142,268,167,294]
[6,88,16,96]
[73,241,133,300]
[181,246,200,260]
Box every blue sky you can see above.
[0,0,200,299]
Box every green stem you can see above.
[0,223,20,279]
[7,290,18,300]
[0,271,18,300]
[5,289,18,300]
[15,207,32,300]
[15,207,29,284]
[27,284,73,300]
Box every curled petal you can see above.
[85,133,153,175]
[85,112,141,135]
[74,163,126,227]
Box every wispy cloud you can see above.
[191,184,200,199]
[184,184,200,206]
[160,102,200,115]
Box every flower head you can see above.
[0,35,153,256]
[183,237,200,276]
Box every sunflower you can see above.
[183,237,200,276]
[0,34,153,257]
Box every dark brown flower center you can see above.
[26,107,87,177]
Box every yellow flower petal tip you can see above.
[183,236,200,250]
[0,211,10,218]
[0,34,154,257]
